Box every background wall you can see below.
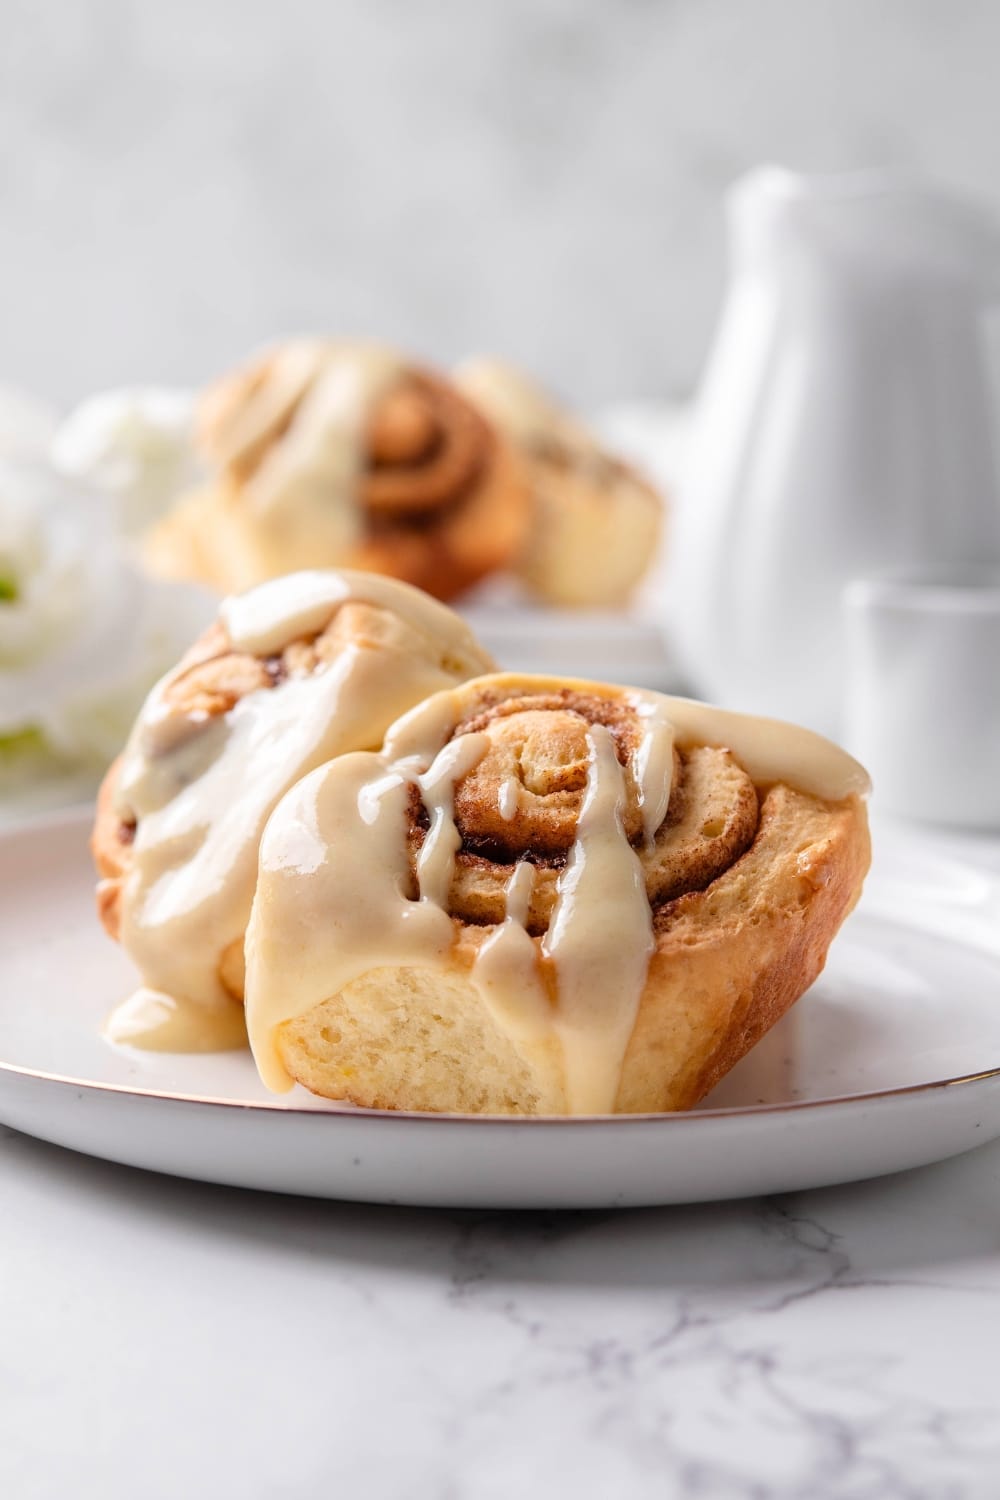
[2,0,998,408]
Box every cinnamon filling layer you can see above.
[364,374,491,520]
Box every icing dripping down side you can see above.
[633,695,676,847]
[415,735,490,909]
[541,726,655,1113]
[109,570,491,1042]
[246,753,456,1092]
[245,716,659,1110]
[471,863,552,1046]
[104,987,248,1054]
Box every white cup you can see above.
[843,569,1000,828]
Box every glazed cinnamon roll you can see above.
[92,570,493,1048]
[456,359,663,608]
[146,341,528,602]
[245,673,871,1114]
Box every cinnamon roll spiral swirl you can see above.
[146,341,528,601]
[245,674,871,1114]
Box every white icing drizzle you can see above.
[109,570,491,1044]
[230,342,404,576]
[660,693,871,801]
[103,986,248,1053]
[504,859,536,927]
[246,753,457,1092]
[498,775,520,822]
[633,696,677,847]
[541,725,655,1113]
[415,735,490,909]
[243,671,871,1111]
[470,863,552,1043]
[219,567,482,659]
[208,340,328,474]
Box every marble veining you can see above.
[429,1197,1000,1498]
[3,1122,1000,1498]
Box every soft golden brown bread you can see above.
[146,342,529,601]
[254,675,871,1114]
[456,359,663,607]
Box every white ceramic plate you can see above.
[1,809,999,1209]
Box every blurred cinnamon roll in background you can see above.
[146,341,528,601]
[92,570,493,1051]
[245,672,870,1114]
[456,358,664,607]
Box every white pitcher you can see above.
[669,167,1000,735]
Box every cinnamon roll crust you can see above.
[152,345,528,601]
[622,786,870,1112]
[276,786,868,1115]
[455,358,663,607]
[253,673,871,1114]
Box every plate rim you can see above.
[3,806,1000,1129]
[3,1055,1000,1126]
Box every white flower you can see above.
[0,385,59,464]
[0,460,214,779]
[51,387,202,537]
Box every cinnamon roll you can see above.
[245,673,871,1114]
[92,570,493,1049]
[146,341,528,602]
[456,359,663,608]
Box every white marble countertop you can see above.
[1,823,998,1499]
[3,1118,1000,1498]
